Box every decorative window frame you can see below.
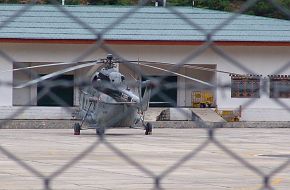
[230,74,261,98]
[268,75,290,98]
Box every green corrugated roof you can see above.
[0,4,289,42]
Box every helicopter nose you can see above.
[109,72,123,85]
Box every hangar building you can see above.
[0,5,290,121]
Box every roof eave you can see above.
[0,38,290,46]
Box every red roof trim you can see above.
[0,38,290,46]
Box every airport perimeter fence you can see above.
[0,0,290,189]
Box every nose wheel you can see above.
[145,122,152,135]
[74,123,81,135]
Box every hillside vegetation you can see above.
[0,0,289,19]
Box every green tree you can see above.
[88,0,138,5]
[246,0,290,19]
[167,0,192,6]
[0,0,289,20]
[195,0,231,11]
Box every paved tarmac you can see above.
[1,128,290,190]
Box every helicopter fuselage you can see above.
[75,86,140,129]
[73,55,151,135]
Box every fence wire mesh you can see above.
[0,0,290,189]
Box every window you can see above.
[269,75,290,98]
[231,74,261,98]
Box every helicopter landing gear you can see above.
[145,122,152,135]
[74,123,81,135]
[96,127,105,136]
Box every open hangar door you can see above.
[13,62,75,107]
[119,63,216,108]
[142,76,177,107]
[119,63,177,107]
[181,64,217,108]
[37,74,74,107]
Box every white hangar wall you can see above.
[0,56,13,106]
[214,46,290,121]
[0,42,289,121]
[109,44,290,121]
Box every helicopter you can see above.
[72,54,155,135]
[10,54,219,136]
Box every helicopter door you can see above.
[142,76,177,107]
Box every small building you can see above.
[0,4,290,121]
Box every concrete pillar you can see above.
[0,58,13,106]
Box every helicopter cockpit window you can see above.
[92,75,99,82]
[98,72,110,81]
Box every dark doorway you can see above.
[143,76,177,107]
[37,75,74,107]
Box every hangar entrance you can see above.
[183,64,217,108]
[13,63,76,107]
[143,76,177,107]
[37,75,74,107]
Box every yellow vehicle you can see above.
[215,106,242,122]
[192,91,214,108]
[219,110,240,122]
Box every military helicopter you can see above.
[72,54,154,135]
[10,54,218,136]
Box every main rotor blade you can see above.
[14,61,99,89]
[1,60,98,73]
[135,63,214,87]
[137,59,142,109]
[134,60,235,75]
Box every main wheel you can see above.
[145,122,152,135]
[74,123,81,135]
[96,127,105,136]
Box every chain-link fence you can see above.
[0,0,290,189]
